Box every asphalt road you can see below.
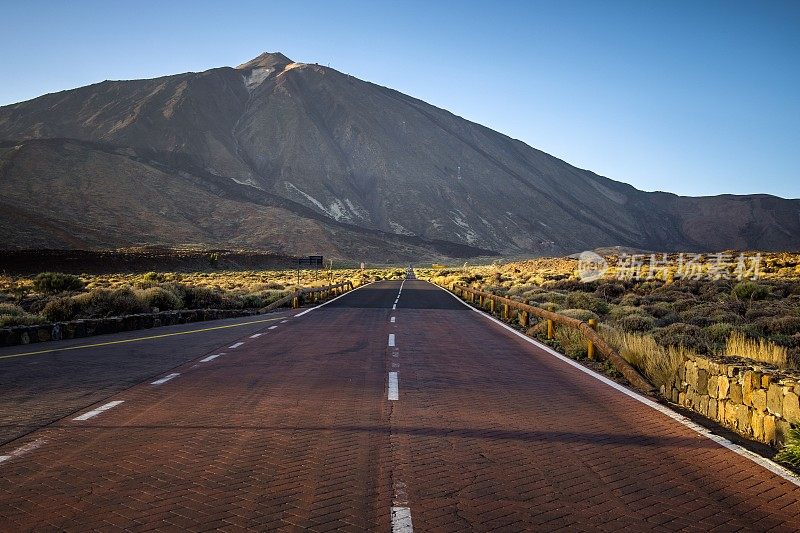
[1,279,799,531]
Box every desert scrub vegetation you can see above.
[0,267,403,326]
[424,252,800,371]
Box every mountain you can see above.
[1,52,798,259]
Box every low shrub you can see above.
[756,316,800,336]
[617,314,657,332]
[32,272,85,294]
[558,308,599,322]
[705,322,737,343]
[42,297,80,322]
[0,303,42,327]
[653,323,710,353]
[71,288,149,318]
[732,281,771,301]
[554,327,587,358]
[775,426,800,468]
[564,292,609,315]
[608,305,645,319]
[181,286,229,309]
[141,271,167,283]
[136,287,182,311]
[240,293,265,309]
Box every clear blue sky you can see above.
[1,0,798,198]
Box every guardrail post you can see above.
[502,303,508,320]
[489,299,495,314]
[587,319,597,360]
[519,310,528,328]
[547,319,554,339]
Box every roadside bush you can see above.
[756,316,800,336]
[529,291,566,304]
[32,272,85,294]
[70,288,148,318]
[558,308,599,322]
[732,281,771,301]
[705,322,737,343]
[42,297,80,322]
[564,292,609,315]
[0,303,42,327]
[775,426,800,468]
[608,305,645,320]
[141,271,167,283]
[181,286,227,309]
[554,327,587,358]
[136,287,182,311]
[240,293,265,309]
[616,314,657,332]
[653,323,710,353]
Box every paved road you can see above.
[1,279,799,531]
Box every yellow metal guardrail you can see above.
[449,283,655,393]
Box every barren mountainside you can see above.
[1,52,798,259]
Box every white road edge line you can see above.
[249,333,263,338]
[200,354,222,362]
[435,283,800,487]
[388,372,399,401]
[294,281,377,317]
[151,373,180,385]
[388,334,396,347]
[73,400,124,421]
[391,506,413,532]
[228,342,245,349]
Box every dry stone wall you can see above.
[667,354,799,446]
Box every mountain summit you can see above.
[0,54,798,258]
[237,52,293,70]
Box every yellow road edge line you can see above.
[0,315,287,360]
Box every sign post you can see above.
[296,255,324,287]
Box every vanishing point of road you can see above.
[1,277,799,531]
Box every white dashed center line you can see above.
[249,333,263,338]
[151,373,180,385]
[390,316,396,323]
[268,325,278,330]
[73,400,124,421]
[228,342,245,349]
[392,304,397,310]
[391,506,413,532]
[388,372,399,401]
[280,320,288,324]
[0,438,48,466]
[388,334,395,347]
[200,353,222,362]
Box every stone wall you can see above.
[666,354,799,446]
[0,308,260,348]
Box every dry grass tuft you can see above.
[724,331,788,367]
[601,326,686,390]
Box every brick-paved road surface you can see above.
[1,279,799,531]
[0,311,293,445]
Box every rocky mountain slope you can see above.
[1,52,798,258]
